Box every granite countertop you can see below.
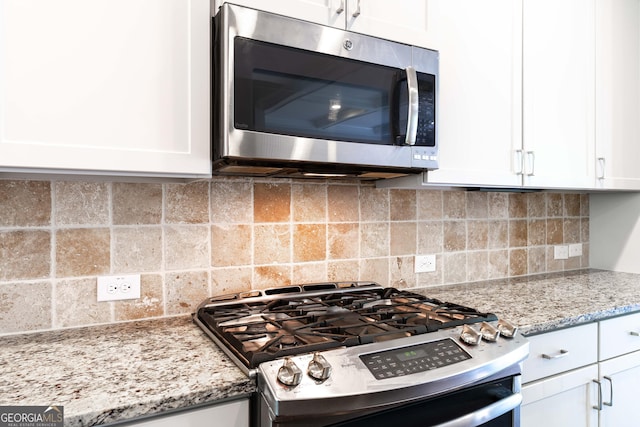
[0,316,255,426]
[418,269,640,335]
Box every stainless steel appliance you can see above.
[212,4,439,179]
[193,282,529,426]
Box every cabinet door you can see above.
[599,351,640,427]
[594,0,640,190]
[522,0,596,189]
[521,364,598,427]
[423,0,523,188]
[127,399,249,427]
[211,0,344,28]
[0,0,211,178]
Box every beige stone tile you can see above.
[56,228,109,277]
[211,267,252,295]
[509,248,527,277]
[0,180,51,227]
[581,218,590,242]
[164,225,209,270]
[254,265,291,289]
[390,222,417,256]
[466,192,488,219]
[565,253,581,270]
[328,223,359,260]
[582,244,590,268]
[417,222,443,253]
[211,224,251,267]
[211,179,253,223]
[546,246,564,272]
[328,185,359,222]
[527,192,547,218]
[293,262,327,284]
[564,218,581,244]
[508,193,527,218]
[508,220,528,248]
[467,251,488,282]
[390,190,416,221]
[390,256,416,288]
[417,190,443,220]
[415,266,443,287]
[467,220,488,250]
[254,224,290,265]
[254,182,291,223]
[547,193,564,217]
[165,271,210,315]
[112,227,161,273]
[528,219,546,246]
[327,260,360,282]
[528,247,546,274]
[55,181,109,226]
[443,221,466,252]
[114,274,164,321]
[443,252,466,284]
[165,181,209,224]
[112,183,162,225]
[488,193,508,219]
[488,250,509,279]
[360,223,389,258]
[581,194,590,217]
[293,184,326,223]
[359,258,389,285]
[546,218,564,245]
[56,278,111,327]
[293,224,327,262]
[443,191,465,219]
[488,220,508,249]
[0,281,51,333]
[0,230,51,280]
[564,194,581,217]
[359,187,390,222]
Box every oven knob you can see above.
[460,324,482,345]
[277,357,303,387]
[307,352,332,381]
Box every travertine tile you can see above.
[488,193,508,219]
[546,246,564,272]
[211,267,252,295]
[417,222,443,253]
[547,193,564,217]
[390,190,416,221]
[390,256,415,288]
[293,184,326,223]
[528,219,546,246]
[443,252,466,284]
[293,224,326,262]
[112,227,161,273]
[254,182,291,223]
[56,278,111,327]
[509,248,527,276]
[443,221,466,252]
[546,218,564,245]
[443,191,465,219]
[564,194,581,217]
[390,222,417,256]
[0,180,51,227]
[359,187,389,222]
[292,262,326,284]
[211,224,251,267]
[527,193,546,218]
[488,220,508,249]
[528,247,546,274]
[0,281,51,333]
[468,251,488,282]
[417,190,443,220]
[211,179,253,223]
[114,274,163,321]
[509,220,528,248]
[328,223,359,260]
[564,218,581,244]
[327,260,360,282]
[112,183,162,225]
[54,181,109,226]
[581,218,590,242]
[0,230,51,280]
[56,228,109,277]
[360,223,389,258]
[359,258,389,285]
[467,221,488,250]
[580,194,590,217]
[254,224,290,264]
[488,250,509,279]
[165,271,210,315]
[254,265,291,289]
[466,192,488,219]
[328,185,359,222]
[165,181,209,224]
[508,193,527,218]
[164,225,209,270]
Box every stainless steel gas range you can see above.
[193,282,529,427]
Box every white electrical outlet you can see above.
[569,243,583,257]
[97,274,141,302]
[415,255,436,273]
[554,245,569,260]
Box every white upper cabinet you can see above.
[0,0,211,179]
[212,0,432,48]
[521,0,596,189]
[595,0,640,190]
[423,0,523,188]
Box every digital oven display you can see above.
[359,339,471,380]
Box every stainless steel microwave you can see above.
[212,3,439,179]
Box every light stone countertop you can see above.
[0,316,255,426]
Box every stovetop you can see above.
[193,282,498,370]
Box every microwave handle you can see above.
[404,66,419,146]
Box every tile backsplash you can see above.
[0,178,589,335]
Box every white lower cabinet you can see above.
[521,313,640,426]
[123,399,249,427]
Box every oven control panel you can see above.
[359,338,471,380]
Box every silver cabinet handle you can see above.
[603,376,613,407]
[352,0,361,17]
[514,149,524,175]
[593,379,602,410]
[526,151,535,176]
[597,157,605,180]
[336,0,344,14]
[404,66,419,146]
[542,349,569,359]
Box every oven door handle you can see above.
[432,392,522,427]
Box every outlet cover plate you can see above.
[569,243,582,257]
[554,245,569,260]
[97,274,141,302]
[415,255,436,273]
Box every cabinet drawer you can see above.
[522,323,598,383]
[599,311,640,360]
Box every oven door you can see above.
[214,3,438,172]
